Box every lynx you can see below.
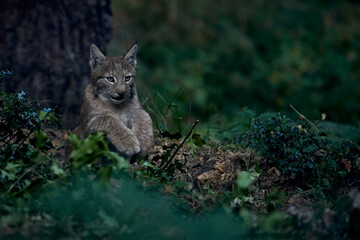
[73,43,153,157]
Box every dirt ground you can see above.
[45,128,358,237]
[46,128,302,203]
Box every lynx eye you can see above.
[124,75,132,83]
[106,76,115,83]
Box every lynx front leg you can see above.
[87,114,140,156]
[131,110,154,157]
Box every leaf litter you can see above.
[43,127,358,238]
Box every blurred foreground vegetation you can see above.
[111,0,360,130]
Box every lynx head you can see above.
[89,43,138,105]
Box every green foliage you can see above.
[113,0,360,126]
[0,94,290,239]
[215,107,257,141]
[30,173,255,239]
[232,168,294,237]
[0,72,357,238]
[35,173,191,239]
[68,132,129,172]
[231,168,261,211]
[241,112,360,192]
[1,170,296,239]
[0,72,59,196]
[236,169,260,190]
[142,92,184,133]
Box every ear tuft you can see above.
[89,44,106,70]
[124,43,138,68]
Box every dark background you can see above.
[0,0,112,128]
[1,0,360,130]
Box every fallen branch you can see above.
[161,120,199,171]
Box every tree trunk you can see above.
[0,0,112,129]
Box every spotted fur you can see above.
[73,44,153,158]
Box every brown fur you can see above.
[73,44,153,157]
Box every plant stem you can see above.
[290,104,319,132]
[290,104,356,145]
[290,104,327,144]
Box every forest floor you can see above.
[45,128,360,239]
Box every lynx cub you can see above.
[73,43,153,157]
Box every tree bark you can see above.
[0,0,112,129]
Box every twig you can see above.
[161,120,199,171]
[291,105,358,145]
[290,105,319,132]
[290,104,327,143]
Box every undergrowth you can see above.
[1,71,359,239]
[0,70,59,197]
[240,111,360,194]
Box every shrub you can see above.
[0,70,58,196]
[241,112,360,192]
[68,132,129,179]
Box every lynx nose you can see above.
[117,91,126,98]
[111,91,125,101]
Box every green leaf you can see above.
[69,132,106,164]
[30,130,52,150]
[51,164,66,177]
[108,152,130,170]
[38,110,48,121]
[142,161,158,170]
[192,133,206,147]
[254,164,262,174]
[1,169,15,181]
[3,162,21,180]
[237,172,253,189]
[68,133,82,147]
[236,170,260,189]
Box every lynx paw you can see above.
[124,140,141,156]
[112,135,140,156]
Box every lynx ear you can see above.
[89,44,106,70]
[124,43,137,68]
